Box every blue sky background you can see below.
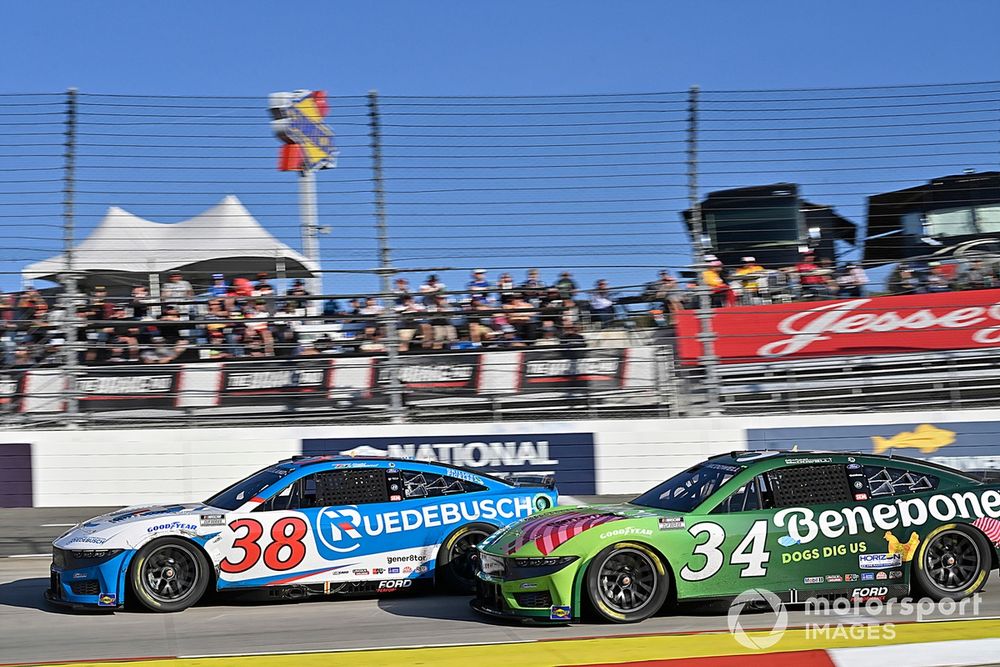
[0,1,999,298]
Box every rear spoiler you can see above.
[493,472,556,490]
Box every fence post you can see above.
[61,88,82,428]
[686,85,721,415]
[367,90,405,423]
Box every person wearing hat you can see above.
[467,269,491,298]
[209,273,228,298]
[733,256,766,303]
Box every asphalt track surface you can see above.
[2,507,999,665]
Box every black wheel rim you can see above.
[449,530,490,582]
[141,544,200,603]
[597,548,657,614]
[924,531,981,593]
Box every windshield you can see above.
[205,468,285,511]
[630,463,741,513]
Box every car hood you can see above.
[479,503,681,557]
[53,503,227,550]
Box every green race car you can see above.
[473,450,1000,623]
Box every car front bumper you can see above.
[472,562,581,623]
[46,552,130,610]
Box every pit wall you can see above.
[2,408,998,507]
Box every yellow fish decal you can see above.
[885,530,920,562]
[871,424,955,455]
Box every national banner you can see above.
[518,349,626,392]
[218,358,334,407]
[676,288,1000,364]
[76,367,181,411]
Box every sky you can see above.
[1,1,999,298]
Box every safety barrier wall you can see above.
[2,407,998,507]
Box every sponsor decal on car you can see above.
[774,489,1000,545]
[785,458,833,465]
[71,572,88,579]
[352,569,369,575]
[854,493,870,501]
[69,536,109,545]
[599,527,653,539]
[825,575,844,583]
[781,541,867,564]
[861,572,875,581]
[859,553,903,570]
[885,530,920,562]
[845,573,860,582]
[199,514,226,526]
[376,579,412,593]
[889,570,903,579]
[146,522,198,533]
[387,553,429,565]
[972,516,1000,545]
[850,586,888,602]
[97,593,116,606]
[520,582,539,589]
[372,568,385,575]
[313,498,532,555]
[388,567,400,574]
[658,517,685,531]
[506,510,625,556]
[876,572,888,580]
[549,605,571,620]
[803,576,825,584]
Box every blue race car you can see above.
[47,455,558,612]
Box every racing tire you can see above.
[129,537,210,612]
[585,542,669,623]
[437,522,496,594]
[912,524,991,601]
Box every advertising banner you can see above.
[303,432,597,494]
[77,367,181,411]
[518,349,626,392]
[218,359,333,407]
[676,288,1000,364]
[0,370,25,413]
[747,421,1000,472]
[369,354,482,403]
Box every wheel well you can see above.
[129,535,217,592]
[434,521,498,582]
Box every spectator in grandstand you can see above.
[17,288,47,322]
[496,272,515,301]
[539,287,568,331]
[0,292,13,325]
[254,272,274,295]
[535,324,561,346]
[419,274,446,303]
[795,253,830,299]
[645,269,682,311]
[520,269,546,305]
[87,285,115,320]
[589,279,615,326]
[426,294,458,349]
[555,271,578,300]
[925,262,953,293]
[396,294,430,352]
[162,271,194,312]
[505,292,538,341]
[959,259,998,290]
[702,258,733,308]
[888,263,922,294]
[360,297,384,317]
[560,321,587,347]
[286,279,310,311]
[130,285,155,320]
[209,273,228,298]
[245,300,276,356]
[733,257,766,303]
[835,263,868,297]
[467,295,497,344]
[467,269,491,299]
[392,277,411,306]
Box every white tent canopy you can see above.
[23,196,318,292]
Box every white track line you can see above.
[181,639,534,659]
[6,553,49,558]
